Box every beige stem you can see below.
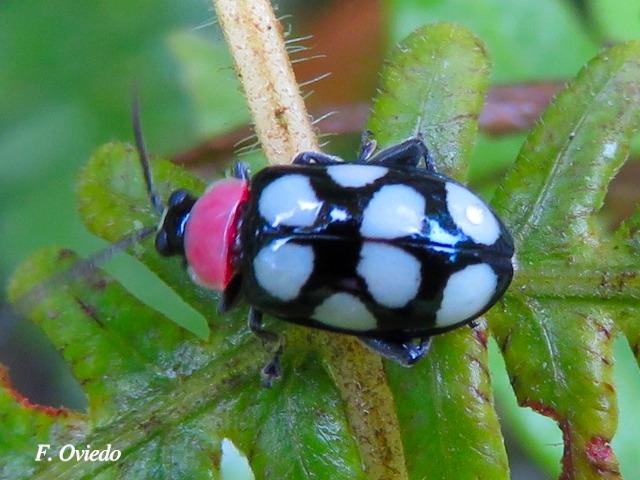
[213,0,319,164]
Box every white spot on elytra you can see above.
[312,293,377,331]
[603,142,617,159]
[360,185,425,239]
[327,164,388,188]
[357,242,421,308]
[427,219,460,246]
[436,263,497,327]
[446,182,500,245]
[258,174,322,227]
[253,241,314,301]
[329,207,348,222]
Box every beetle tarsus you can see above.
[358,129,378,161]
[248,308,284,386]
[367,137,436,172]
[248,308,278,343]
[293,151,343,166]
[359,336,432,366]
[260,344,283,388]
[231,161,250,180]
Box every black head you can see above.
[155,189,198,256]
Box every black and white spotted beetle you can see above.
[151,126,514,382]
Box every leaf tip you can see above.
[0,365,71,417]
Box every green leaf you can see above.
[368,23,490,179]
[3,246,266,479]
[493,45,640,259]
[385,0,600,198]
[386,321,509,479]
[368,24,509,479]
[76,142,218,317]
[490,41,640,479]
[251,357,365,479]
[0,364,81,478]
[488,340,564,475]
[612,209,640,366]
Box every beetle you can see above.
[151,126,514,383]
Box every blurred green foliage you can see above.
[588,0,640,41]
[1,0,210,278]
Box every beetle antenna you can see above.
[3,227,155,326]
[131,89,164,216]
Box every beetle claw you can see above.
[359,336,432,366]
[260,353,282,388]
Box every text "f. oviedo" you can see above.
[35,444,121,462]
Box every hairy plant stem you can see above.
[213,0,318,164]
[211,1,408,478]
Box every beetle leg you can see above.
[358,129,378,161]
[231,161,250,180]
[248,308,284,387]
[217,274,243,314]
[367,137,436,172]
[293,151,343,165]
[358,336,432,366]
